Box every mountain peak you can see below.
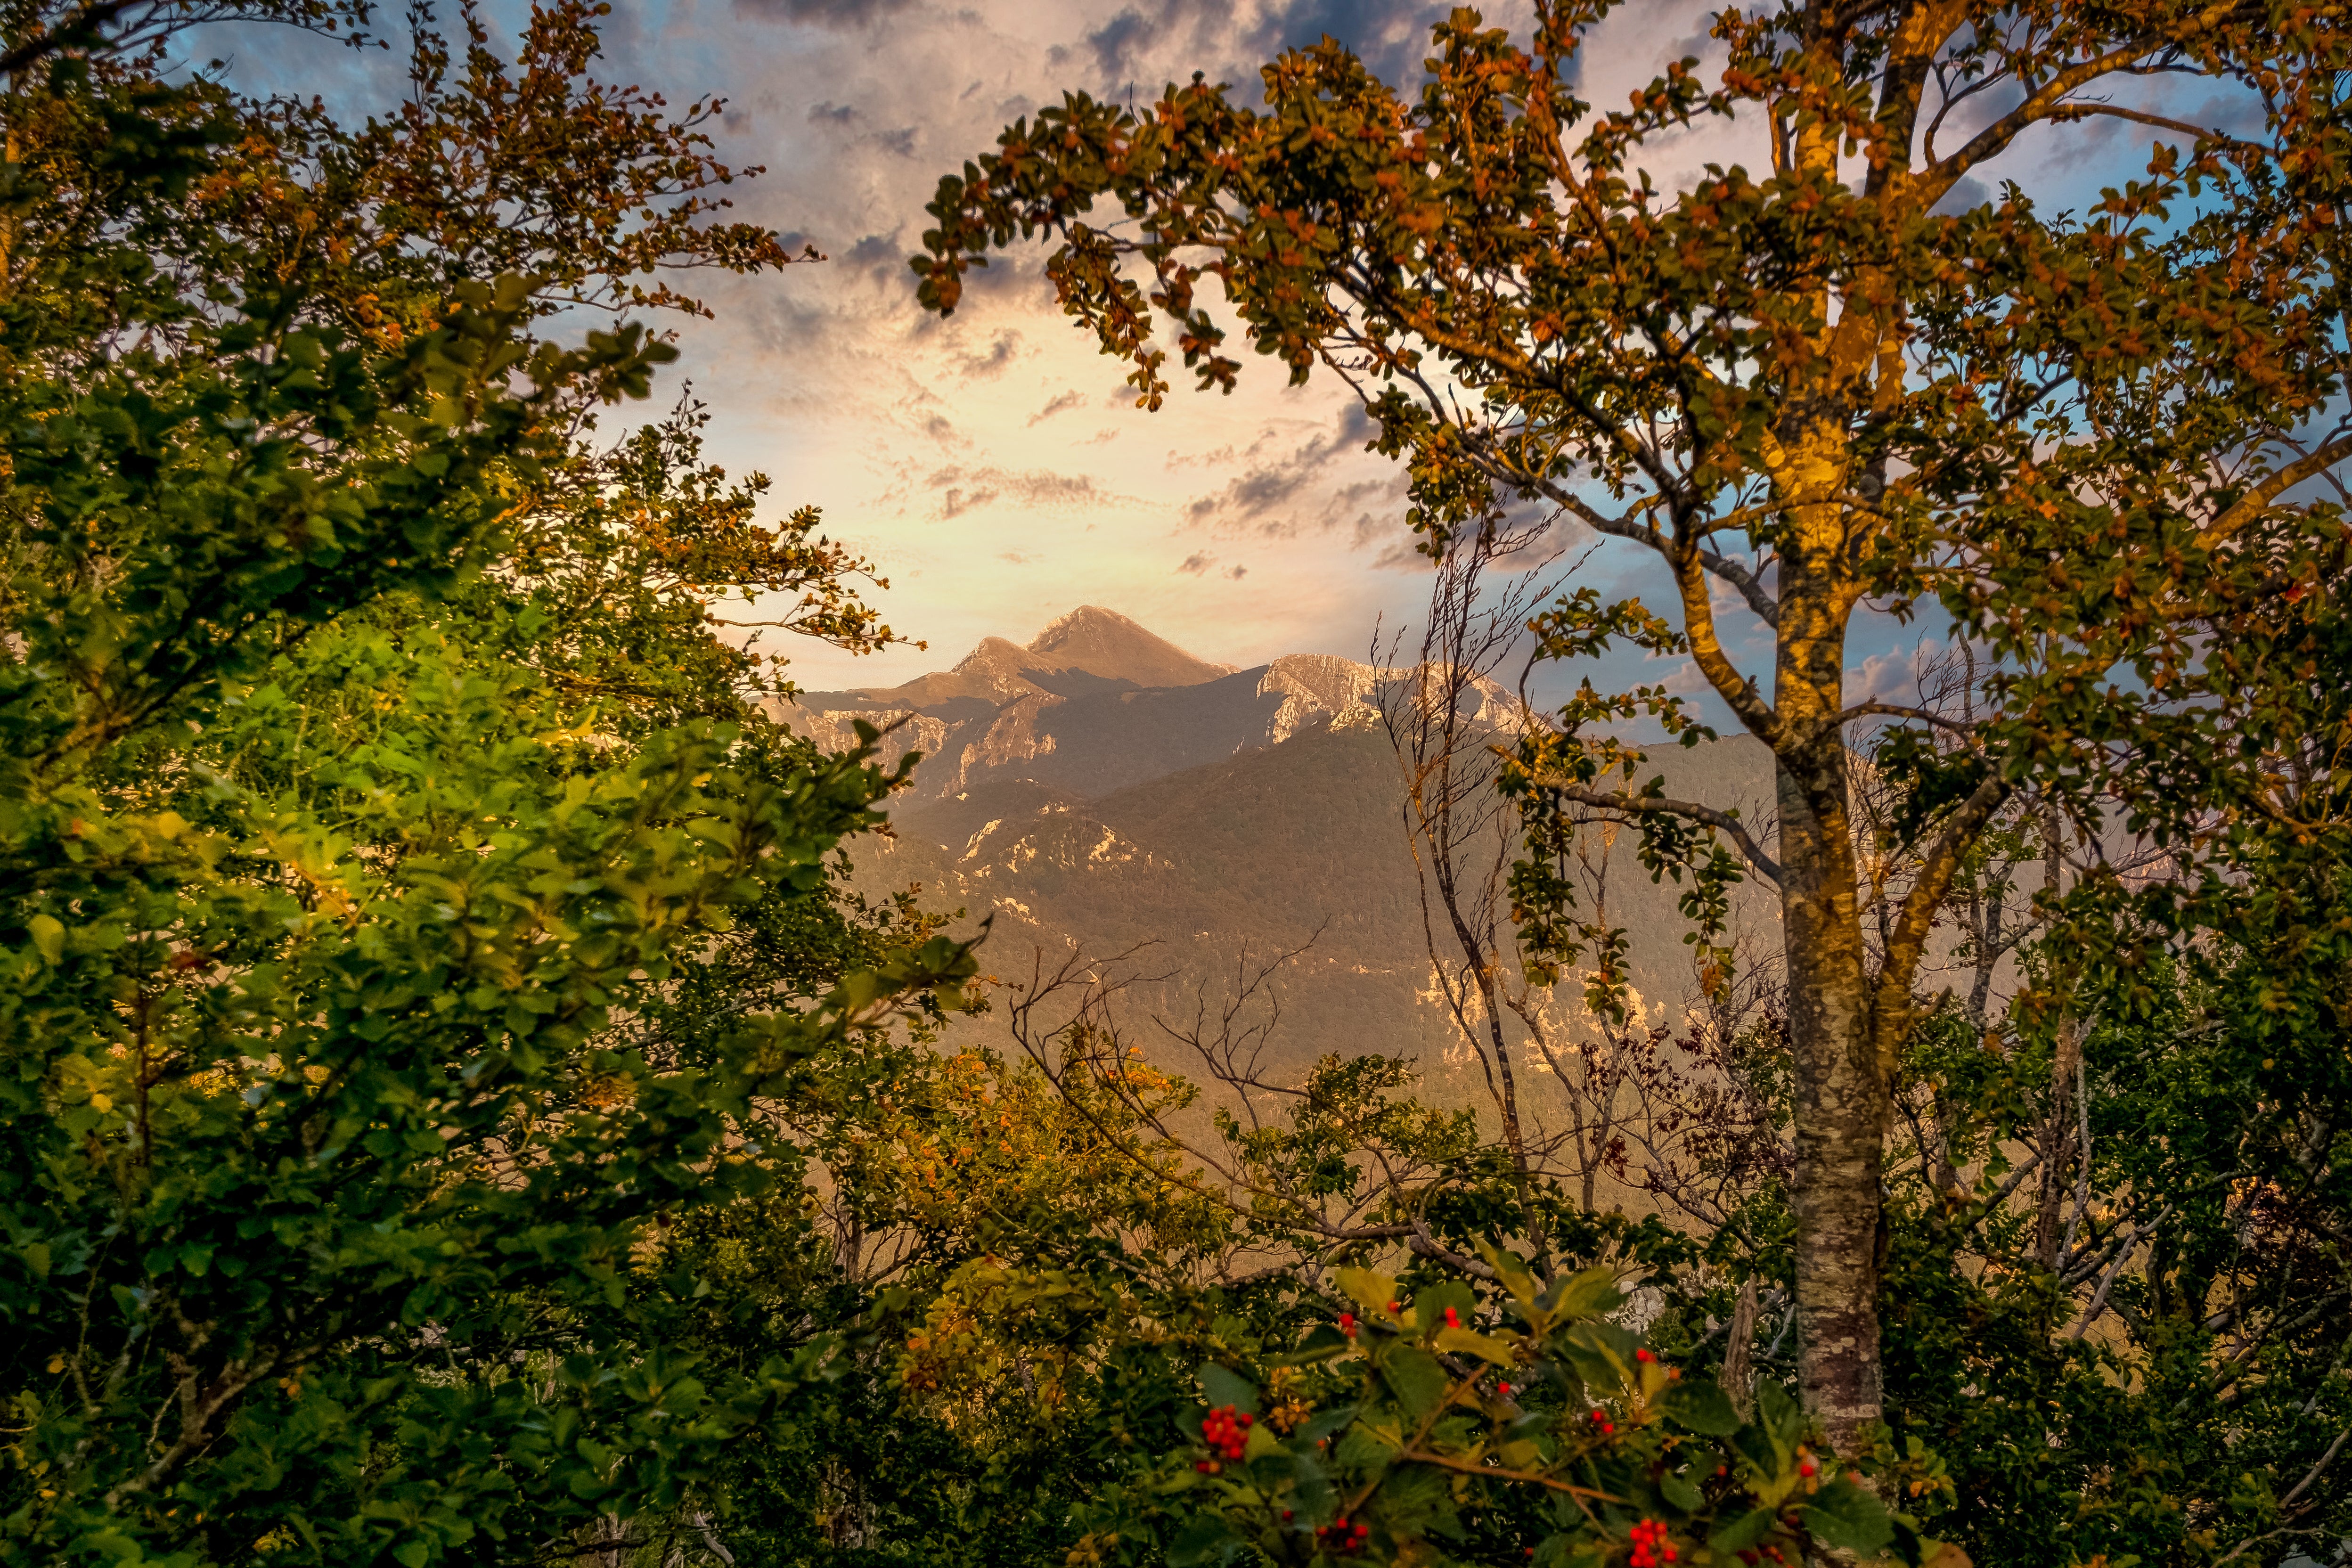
[1026,606,1233,689]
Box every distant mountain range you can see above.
[771,608,1775,1078]
[779,606,1521,804]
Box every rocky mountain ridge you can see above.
[776,609,1777,1075]
[771,607,1522,803]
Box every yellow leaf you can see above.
[1334,1266,1400,1316]
[1434,1325,1519,1367]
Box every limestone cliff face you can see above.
[1258,654,1393,742]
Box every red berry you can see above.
[1498,1381,1513,1397]
[1238,1413,1253,1426]
[1282,1510,1294,1522]
[1195,1460,1214,1473]
[1387,1300,1400,1313]
[1443,1306,1461,1328]
[1799,1460,1816,1477]
[1636,1348,1654,1363]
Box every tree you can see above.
[0,6,966,1562]
[914,0,2352,1455]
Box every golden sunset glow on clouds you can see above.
[218,0,2210,702]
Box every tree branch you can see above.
[1519,774,1784,889]
[1917,11,2238,209]
[1870,771,2012,1055]
[2197,433,2352,550]
[1834,701,1984,749]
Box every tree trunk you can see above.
[1722,1277,1760,1420]
[1772,489,1890,1457]
[1779,743,1889,1457]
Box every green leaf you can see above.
[1296,1405,1359,1447]
[1411,1280,1477,1337]
[1166,1514,1240,1568]
[1379,1345,1451,1421]
[1558,1320,1638,1393]
[1801,1480,1895,1558]
[1707,1508,1779,1554]
[1476,1238,1541,1307]
[1198,1360,1258,1414]
[1755,1378,1805,1447]
[1277,1324,1353,1364]
[27,913,62,964]
[1539,1265,1623,1320]
[1655,1378,1740,1436]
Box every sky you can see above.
[203,0,2217,712]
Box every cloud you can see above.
[1929,175,1989,218]
[1226,564,1249,580]
[926,464,1128,515]
[1245,0,1454,89]
[1078,0,1452,98]
[1083,0,1222,81]
[1177,551,1216,574]
[1372,536,1437,572]
[1184,401,1392,535]
[1848,638,1947,706]
[734,0,914,26]
[954,328,1022,378]
[1028,390,1087,425]
[808,100,859,123]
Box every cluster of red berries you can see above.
[1316,1518,1371,1554]
[1627,1518,1678,1568]
[1442,1306,1462,1328]
[1338,1312,1357,1338]
[1196,1405,1253,1470]
[1586,1408,1617,1437]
